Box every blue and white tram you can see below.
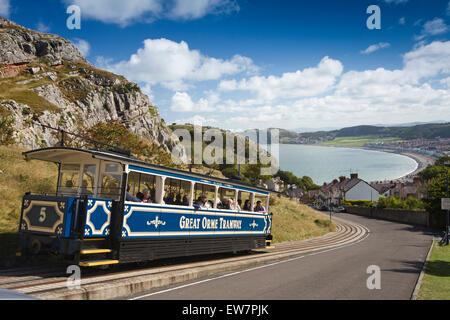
[17,147,272,267]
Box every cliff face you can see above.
[0,17,184,159]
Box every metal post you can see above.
[60,129,64,147]
[444,161,450,245]
[329,196,332,221]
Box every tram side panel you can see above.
[18,194,79,256]
[118,203,269,263]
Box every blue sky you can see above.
[1,0,450,131]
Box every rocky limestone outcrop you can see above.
[0,17,85,66]
[0,17,185,161]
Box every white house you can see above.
[343,174,380,201]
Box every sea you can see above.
[274,144,418,185]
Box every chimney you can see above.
[350,173,358,180]
[339,176,346,183]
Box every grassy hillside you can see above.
[270,196,336,243]
[319,136,404,147]
[272,123,450,144]
[0,146,57,233]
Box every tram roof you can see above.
[23,147,270,195]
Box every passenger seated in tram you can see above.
[182,195,190,206]
[136,192,144,201]
[165,193,175,205]
[80,180,93,196]
[199,194,211,209]
[243,199,252,211]
[254,200,266,212]
[228,199,235,210]
[60,180,75,195]
[217,198,225,209]
[193,198,201,210]
[174,194,182,205]
[142,189,153,203]
[126,184,141,202]
[236,199,242,211]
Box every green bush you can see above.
[342,199,374,207]
[0,116,15,145]
[376,196,424,210]
[65,120,175,167]
[276,170,319,191]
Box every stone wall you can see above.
[344,206,430,227]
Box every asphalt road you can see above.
[127,212,434,300]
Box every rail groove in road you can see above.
[0,215,369,300]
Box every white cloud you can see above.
[185,41,450,130]
[441,77,450,88]
[174,114,218,127]
[360,42,391,54]
[0,0,10,17]
[403,41,450,81]
[62,0,163,26]
[447,1,450,16]
[62,0,239,26]
[102,38,257,90]
[170,0,239,20]
[36,22,50,33]
[415,18,449,40]
[399,17,405,25]
[219,56,343,100]
[170,91,223,112]
[72,38,90,57]
[171,92,195,112]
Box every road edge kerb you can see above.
[30,221,369,300]
[411,238,435,300]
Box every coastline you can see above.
[289,143,436,182]
[364,148,435,181]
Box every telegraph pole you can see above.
[444,161,450,245]
[446,169,449,245]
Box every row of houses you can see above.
[263,172,424,208]
[265,172,425,207]
[370,177,424,199]
[310,173,380,207]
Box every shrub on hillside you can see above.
[342,199,374,207]
[63,120,175,167]
[0,116,15,145]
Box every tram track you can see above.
[0,214,369,300]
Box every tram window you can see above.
[105,164,119,172]
[163,178,191,205]
[127,171,140,196]
[139,173,156,201]
[217,187,236,210]
[58,164,80,196]
[98,162,122,200]
[254,194,268,213]
[80,164,96,196]
[127,171,156,202]
[238,191,252,211]
[194,183,215,209]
